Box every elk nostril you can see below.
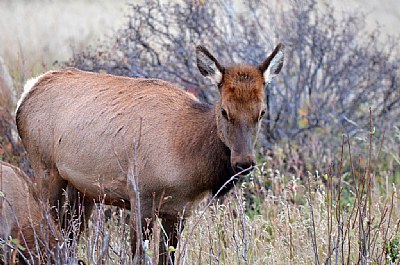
[235,163,254,174]
[235,164,245,172]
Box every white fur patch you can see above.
[263,50,284,83]
[16,72,50,113]
[210,70,222,84]
[196,49,222,84]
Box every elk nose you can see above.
[234,161,256,175]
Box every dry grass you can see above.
[11,160,397,264]
[179,164,400,264]
[0,0,129,94]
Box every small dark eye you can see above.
[221,108,228,119]
[260,109,266,119]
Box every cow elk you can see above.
[0,161,60,264]
[16,43,284,264]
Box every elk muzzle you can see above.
[231,153,256,175]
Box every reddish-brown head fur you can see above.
[197,43,285,173]
[221,65,265,103]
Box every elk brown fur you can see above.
[16,44,284,264]
[0,161,60,264]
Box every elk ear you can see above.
[259,43,285,83]
[196,46,224,85]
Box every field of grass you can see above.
[0,0,129,95]
[64,143,400,264]
[1,1,400,264]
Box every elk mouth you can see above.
[233,162,256,175]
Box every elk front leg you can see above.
[158,215,185,265]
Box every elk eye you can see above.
[221,108,228,119]
[259,109,266,120]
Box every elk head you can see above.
[196,43,284,174]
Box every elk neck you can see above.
[176,100,236,197]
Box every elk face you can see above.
[196,44,284,174]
